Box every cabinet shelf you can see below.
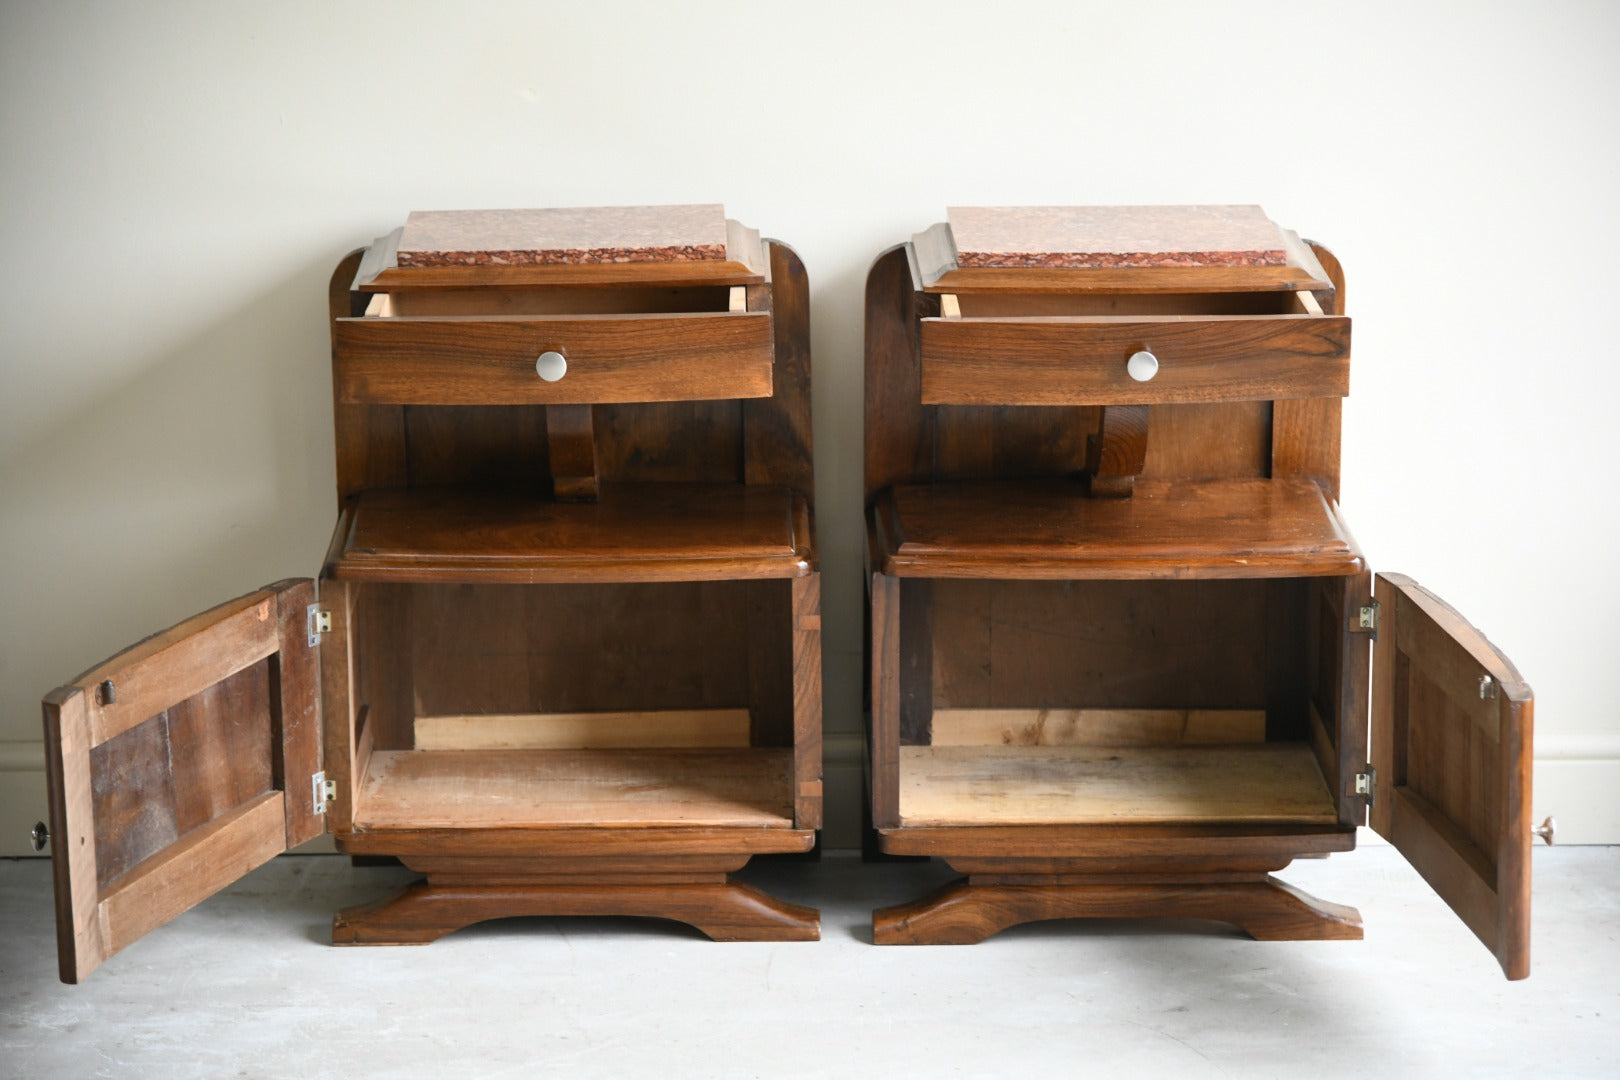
[873,477,1363,580]
[898,743,1339,827]
[328,483,812,584]
[354,748,798,831]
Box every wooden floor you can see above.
[354,748,797,829]
[898,743,1339,826]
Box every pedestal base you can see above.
[873,872,1362,945]
[332,855,820,945]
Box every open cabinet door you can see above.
[41,579,323,983]
[1369,573,1533,979]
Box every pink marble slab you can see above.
[946,205,1289,269]
[396,204,729,267]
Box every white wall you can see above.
[3,0,1616,851]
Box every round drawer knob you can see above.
[1126,349,1159,382]
[30,821,49,852]
[535,351,568,382]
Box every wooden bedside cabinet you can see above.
[41,205,823,983]
[863,205,1538,978]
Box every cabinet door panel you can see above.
[1370,574,1533,979]
[42,580,321,982]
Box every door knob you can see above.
[1532,816,1555,845]
[30,821,49,852]
[535,350,568,382]
[1126,349,1159,382]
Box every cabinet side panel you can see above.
[866,246,931,501]
[1264,579,1310,741]
[791,573,824,828]
[746,579,793,747]
[1271,242,1346,500]
[331,250,406,501]
[355,583,415,753]
[870,573,902,829]
[743,240,814,503]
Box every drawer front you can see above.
[918,315,1350,406]
[334,311,773,405]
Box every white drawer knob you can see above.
[535,350,568,382]
[1126,349,1159,382]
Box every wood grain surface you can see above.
[919,313,1349,406]
[41,581,318,982]
[873,874,1362,945]
[875,478,1364,579]
[333,876,818,945]
[329,484,812,583]
[1371,573,1534,979]
[413,710,753,751]
[897,744,1339,826]
[354,749,797,830]
[335,311,773,405]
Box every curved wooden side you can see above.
[334,875,819,945]
[873,875,1362,945]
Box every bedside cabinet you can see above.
[863,205,1538,979]
[42,205,823,983]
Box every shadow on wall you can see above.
[0,252,350,727]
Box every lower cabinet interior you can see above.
[342,580,799,832]
[896,577,1350,827]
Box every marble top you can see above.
[946,205,1289,269]
[396,205,730,267]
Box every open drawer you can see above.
[919,287,1350,406]
[334,281,773,406]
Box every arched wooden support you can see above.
[873,874,1362,945]
[1085,404,1149,497]
[334,869,819,945]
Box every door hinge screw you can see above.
[1355,767,1376,806]
[307,605,331,647]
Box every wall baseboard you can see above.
[3,733,1614,857]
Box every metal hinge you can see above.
[311,771,335,815]
[307,604,332,647]
[1479,674,1498,700]
[1356,600,1380,639]
[1355,766,1376,807]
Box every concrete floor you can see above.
[1,845,1615,1079]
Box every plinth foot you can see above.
[333,877,820,945]
[873,874,1362,945]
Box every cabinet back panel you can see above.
[402,405,550,489]
[596,401,743,484]
[87,659,274,889]
[352,581,793,748]
[932,406,1091,480]
[1140,401,1272,482]
[922,579,1309,746]
[392,402,745,491]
